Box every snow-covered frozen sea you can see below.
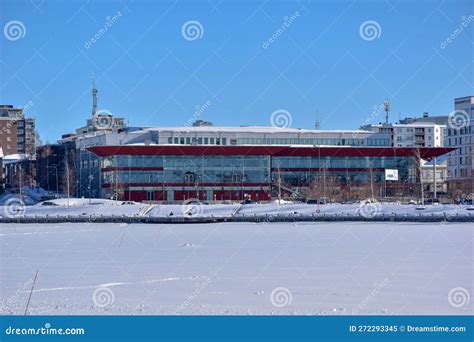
[0,221,472,315]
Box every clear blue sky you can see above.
[1,0,472,143]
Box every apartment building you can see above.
[0,104,36,158]
[361,123,445,148]
[446,96,474,197]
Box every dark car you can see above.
[240,199,257,205]
[425,198,440,205]
[41,201,58,206]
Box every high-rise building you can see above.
[0,104,36,158]
[446,96,474,198]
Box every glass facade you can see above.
[100,153,419,202]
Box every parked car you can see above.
[240,199,257,205]
[425,198,440,205]
[186,200,209,205]
[40,201,58,206]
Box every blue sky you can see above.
[0,0,472,142]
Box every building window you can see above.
[232,174,242,183]
[147,191,154,201]
[184,172,195,184]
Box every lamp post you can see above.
[88,174,94,205]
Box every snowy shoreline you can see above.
[1,200,473,223]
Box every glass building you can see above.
[89,145,453,202]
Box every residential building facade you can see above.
[362,123,445,148]
[0,104,36,158]
[446,96,474,198]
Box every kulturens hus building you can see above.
[86,126,453,202]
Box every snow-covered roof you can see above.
[132,126,374,134]
[3,153,27,161]
[370,122,444,128]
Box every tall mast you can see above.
[92,75,98,116]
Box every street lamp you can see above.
[88,174,94,205]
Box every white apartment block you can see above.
[361,123,445,148]
[446,96,474,187]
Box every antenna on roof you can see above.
[383,99,391,124]
[314,109,320,129]
[92,74,98,116]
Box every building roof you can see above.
[132,126,374,134]
[88,145,455,159]
[368,122,443,127]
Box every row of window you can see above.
[168,137,228,145]
[447,126,472,136]
[272,156,413,169]
[103,155,270,169]
[166,136,390,147]
[102,170,269,184]
[102,155,415,171]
